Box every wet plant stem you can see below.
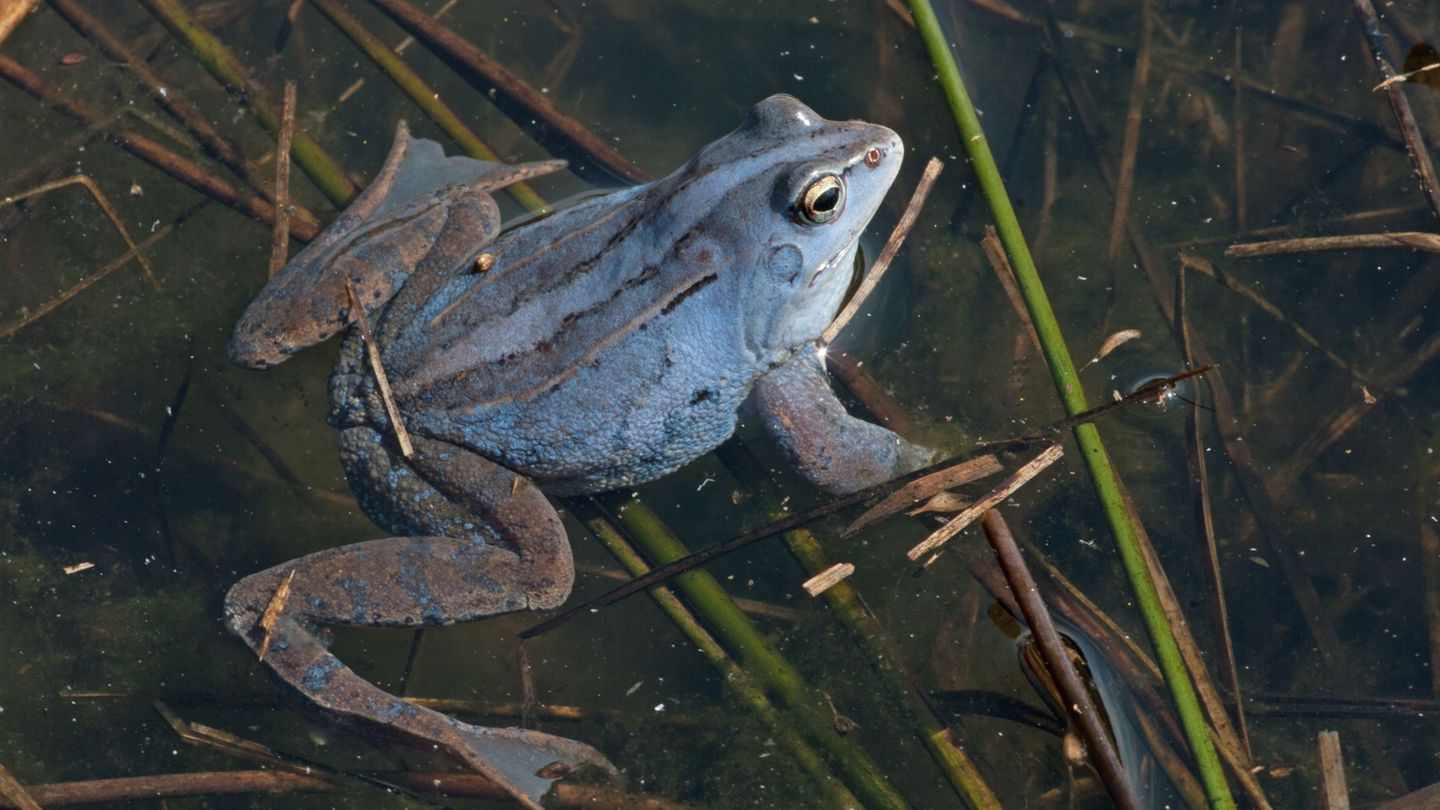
[580,511,864,809]
[905,1,1236,808]
[139,0,359,207]
[712,443,1000,809]
[0,54,315,241]
[308,0,549,213]
[599,492,910,810]
[783,528,1002,810]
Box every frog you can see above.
[225,95,936,808]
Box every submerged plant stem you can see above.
[602,493,910,810]
[139,0,358,207]
[308,0,549,213]
[904,1,1236,808]
[582,513,864,809]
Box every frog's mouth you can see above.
[807,239,856,289]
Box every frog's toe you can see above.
[447,718,621,801]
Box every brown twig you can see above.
[521,450,1008,640]
[0,226,172,340]
[256,570,295,662]
[365,0,649,184]
[1179,252,1376,389]
[0,54,318,242]
[1226,231,1440,257]
[1034,91,1060,252]
[821,156,944,344]
[47,0,320,235]
[1104,1,1150,278]
[980,225,1041,351]
[268,82,296,277]
[1232,27,1247,232]
[1175,260,1250,757]
[138,0,360,206]
[907,443,1063,561]
[0,771,690,809]
[1422,518,1440,698]
[825,352,921,436]
[0,771,328,809]
[346,283,413,458]
[1351,0,1440,226]
[843,454,1003,537]
[1275,328,1440,491]
[0,760,40,810]
[2,174,159,287]
[978,510,1140,810]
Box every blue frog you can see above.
[226,95,935,807]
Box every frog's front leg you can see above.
[225,430,610,809]
[752,349,938,495]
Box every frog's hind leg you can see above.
[224,428,605,809]
[229,123,563,370]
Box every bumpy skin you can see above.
[225,97,933,807]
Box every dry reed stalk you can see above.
[1351,0,1440,225]
[821,157,944,345]
[980,226,1041,351]
[1104,1,1151,277]
[346,283,413,458]
[0,54,318,241]
[1318,731,1351,810]
[267,82,296,277]
[907,443,1063,561]
[1227,231,1440,257]
[843,454,1003,537]
[366,0,648,184]
[1175,261,1250,757]
[2,174,158,286]
[0,227,171,340]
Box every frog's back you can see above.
[340,184,759,493]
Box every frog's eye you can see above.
[795,173,845,226]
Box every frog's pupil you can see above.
[814,187,840,212]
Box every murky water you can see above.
[2,1,1438,807]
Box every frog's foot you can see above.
[225,433,612,808]
[752,349,939,495]
[229,121,566,370]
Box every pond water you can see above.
[1,1,1437,808]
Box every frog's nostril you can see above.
[863,147,882,169]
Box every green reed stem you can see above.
[785,529,1003,810]
[583,512,863,809]
[140,0,358,207]
[904,2,1236,808]
[603,493,909,810]
[308,0,549,213]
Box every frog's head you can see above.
[667,95,902,361]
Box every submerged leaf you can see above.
[1080,329,1142,370]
